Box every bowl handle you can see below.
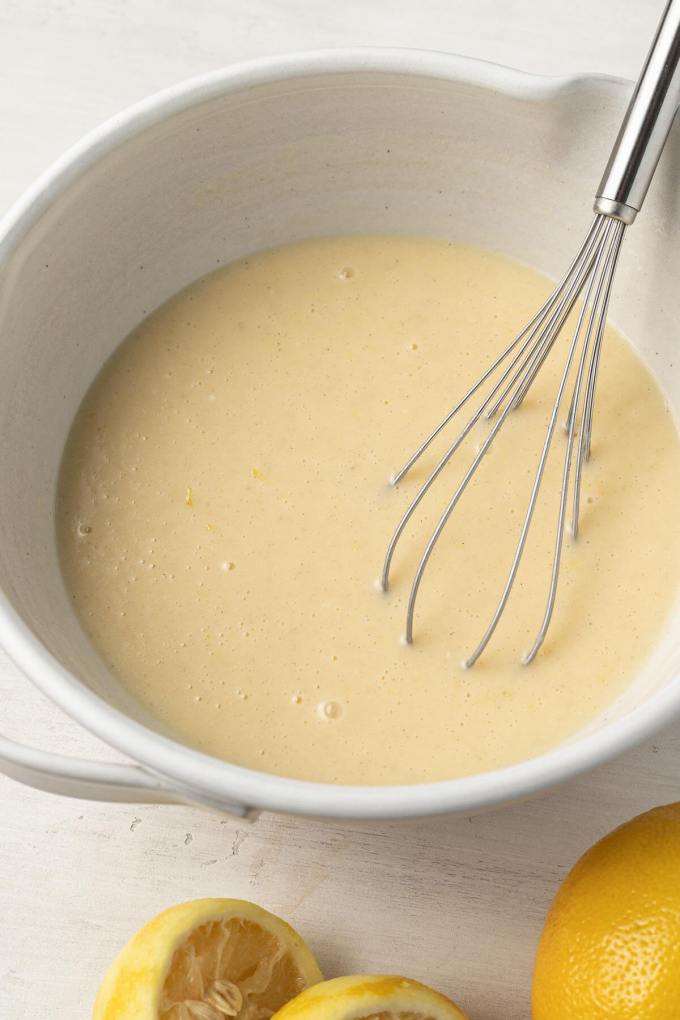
[0,731,253,817]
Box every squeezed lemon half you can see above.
[93,898,323,1020]
[272,975,469,1020]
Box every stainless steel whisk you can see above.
[382,0,680,666]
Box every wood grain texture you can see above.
[0,2,676,1018]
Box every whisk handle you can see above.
[595,0,680,224]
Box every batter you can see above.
[56,237,680,784]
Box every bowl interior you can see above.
[1,59,679,766]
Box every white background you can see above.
[1,2,678,1019]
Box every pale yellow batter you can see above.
[57,237,680,784]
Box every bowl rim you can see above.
[3,45,675,820]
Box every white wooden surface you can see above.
[1,2,678,1018]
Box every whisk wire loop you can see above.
[464,219,618,668]
[522,218,625,665]
[382,215,627,664]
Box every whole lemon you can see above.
[533,802,680,1019]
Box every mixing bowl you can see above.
[1,49,679,819]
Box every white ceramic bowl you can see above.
[1,49,679,820]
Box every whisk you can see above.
[381,0,680,666]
